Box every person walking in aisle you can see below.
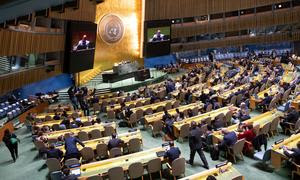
[2,129,20,162]
[186,121,209,169]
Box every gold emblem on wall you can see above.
[98,14,125,44]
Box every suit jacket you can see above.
[164,147,181,163]
[108,138,124,150]
[189,127,204,150]
[284,148,300,165]
[221,132,237,147]
[262,96,272,105]
[285,110,299,124]
[64,137,85,155]
[47,148,63,159]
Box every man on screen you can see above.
[151,29,165,42]
[74,35,90,51]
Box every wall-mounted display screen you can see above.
[144,20,171,58]
[64,21,97,73]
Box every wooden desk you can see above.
[57,130,142,153]
[98,92,114,99]
[171,83,204,97]
[130,100,176,113]
[282,63,294,72]
[106,98,151,112]
[212,110,283,144]
[144,102,204,125]
[47,104,72,113]
[193,84,227,97]
[87,93,116,102]
[99,95,126,105]
[139,81,165,93]
[173,106,238,138]
[35,115,97,128]
[281,71,296,84]
[45,122,116,140]
[79,147,166,179]
[218,84,250,104]
[292,95,300,111]
[250,85,280,110]
[18,102,49,123]
[152,87,166,95]
[251,73,265,83]
[179,162,244,180]
[36,111,83,119]
[271,133,300,169]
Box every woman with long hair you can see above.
[2,129,20,162]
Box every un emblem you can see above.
[98,14,124,44]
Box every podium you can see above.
[102,61,150,83]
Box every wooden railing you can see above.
[171,31,300,52]
[0,64,62,96]
[0,29,65,56]
[171,7,300,38]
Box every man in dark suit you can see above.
[186,121,209,169]
[258,93,272,111]
[164,141,181,163]
[218,129,237,151]
[47,143,63,160]
[90,95,99,104]
[107,133,124,150]
[64,133,85,160]
[283,141,300,165]
[280,106,300,133]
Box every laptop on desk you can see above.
[277,100,291,112]
[69,164,81,177]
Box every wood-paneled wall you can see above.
[49,0,97,22]
[0,29,65,56]
[145,0,291,21]
[171,32,300,52]
[0,65,62,96]
[172,7,300,38]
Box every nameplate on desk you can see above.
[215,161,228,168]
[156,151,166,157]
[162,142,169,147]
[128,128,137,132]
[275,139,284,145]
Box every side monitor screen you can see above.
[64,21,97,73]
[144,20,171,58]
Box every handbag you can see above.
[10,137,18,144]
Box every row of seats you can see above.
[179,48,291,64]
[253,49,291,56]
[0,99,32,119]
[47,156,185,180]
[215,52,248,60]
[46,125,115,144]
[180,56,210,63]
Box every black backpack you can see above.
[210,146,219,161]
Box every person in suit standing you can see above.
[164,141,181,163]
[107,133,124,150]
[64,133,85,160]
[186,121,209,169]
